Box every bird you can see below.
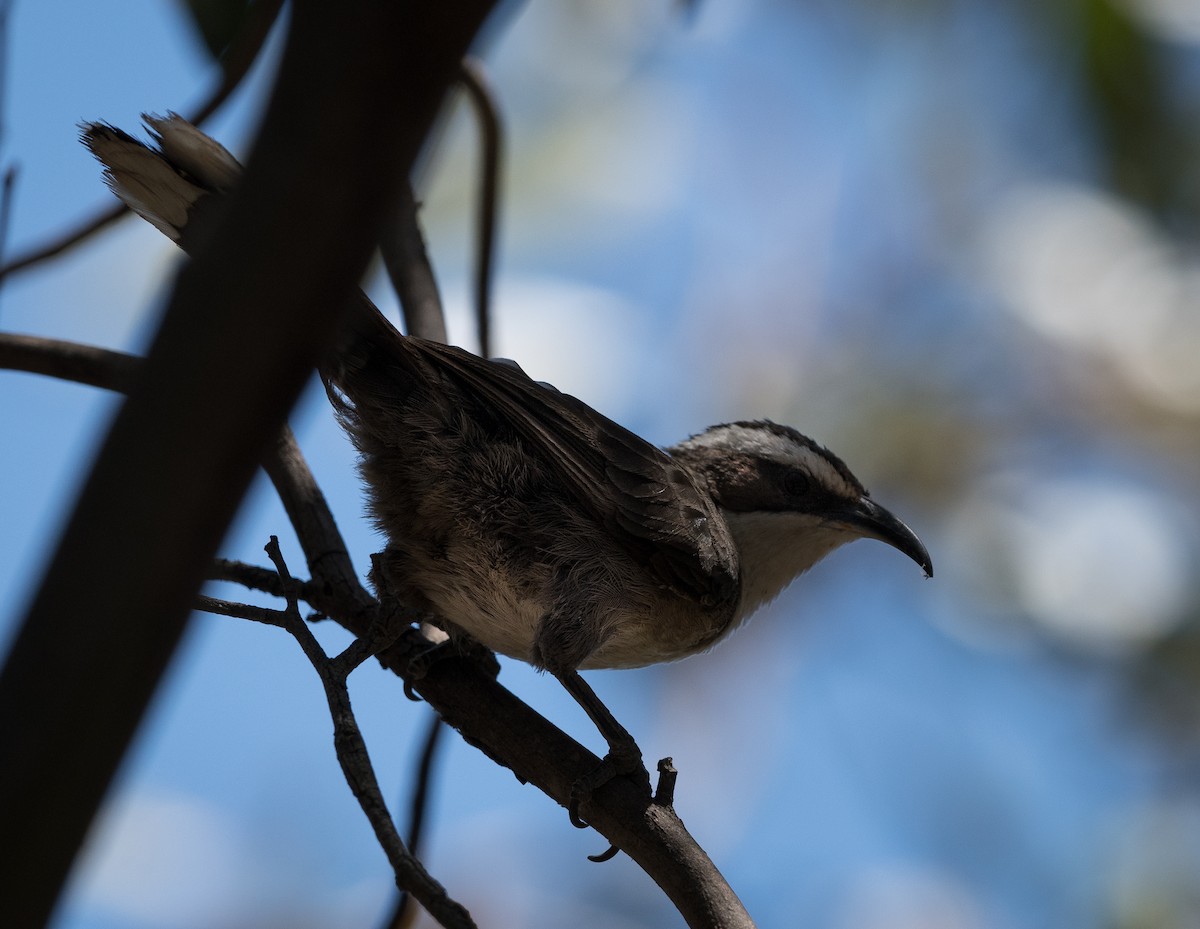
[82,114,932,807]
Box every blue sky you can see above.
[4,1,1200,928]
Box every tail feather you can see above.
[80,113,238,241]
[143,113,241,193]
[81,112,431,422]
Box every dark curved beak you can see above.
[832,497,933,578]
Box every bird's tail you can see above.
[81,113,431,419]
[81,114,240,244]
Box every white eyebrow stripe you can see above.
[783,445,862,499]
[676,422,864,500]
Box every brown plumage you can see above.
[82,114,931,801]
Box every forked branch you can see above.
[264,537,476,929]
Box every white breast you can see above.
[724,510,856,624]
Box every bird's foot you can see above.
[392,627,500,701]
[551,669,652,861]
[568,742,649,863]
[568,738,650,829]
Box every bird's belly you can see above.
[404,529,737,670]
[578,597,736,670]
[422,569,546,662]
[425,578,733,671]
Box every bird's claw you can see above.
[566,745,650,863]
[400,640,445,701]
[396,636,500,702]
[568,795,590,830]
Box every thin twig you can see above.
[380,187,448,343]
[195,594,288,627]
[0,331,141,390]
[0,202,127,282]
[654,756,678,807]
[458,58,502,359]
[382,711,447,929]
[265,538,476,929]
[0,164,17,299]
[195,0,285,126]
[209,557,290,598]
[206,558,337,619]
[0,0,13,144]
[263,423,377,615]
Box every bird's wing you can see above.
[402,337,740,607]
[81,114,740,607]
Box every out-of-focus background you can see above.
[3,1,1200,927]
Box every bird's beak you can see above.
[830,497,933,578]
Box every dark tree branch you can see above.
[261,423,378,618]
[0,0,284,286]
[379,55,502,353]
[208,557,334,617]
[383,638,755,929]
[0,201,127,281]
[0,164,17,294]
[0,331,140,390]
[382,711,448,929]
[265,538,475,929]
[209,557,291,598]
[0,5,500,929]
[458,58,502,359]
[195,593,289,628]
[381,183,448,343]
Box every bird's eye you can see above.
[783,471,810,497]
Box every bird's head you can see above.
[671,420,931,620]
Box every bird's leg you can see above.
[371,554,502,697]
[377,618,500,702]
[555,670,651,826]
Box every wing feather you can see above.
[385,336,740,606]
[81,113,740,609]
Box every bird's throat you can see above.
[724,510,853,624]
